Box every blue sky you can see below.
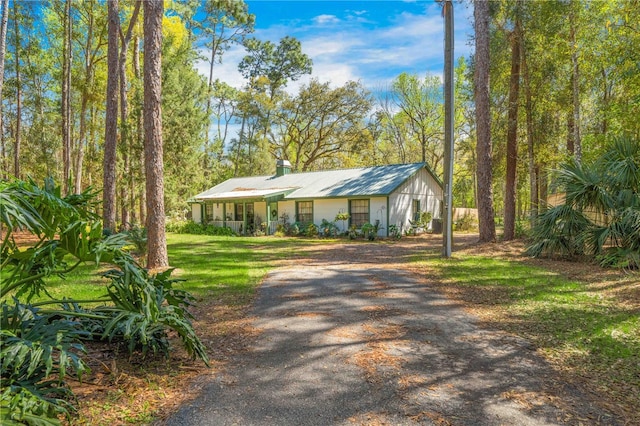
[200,0,475,93]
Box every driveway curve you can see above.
[165,244,616,426]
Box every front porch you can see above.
[192,192,288,236]
[206,220,279,236]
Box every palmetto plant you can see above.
[1,179,208,424]
[527,136,640,268]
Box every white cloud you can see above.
[313,14,340,25]
[308,61,358,87]
[302,34,363,57]
[381,12,443,40]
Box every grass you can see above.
[165,233,300,300]
[414,253,639,418]
[2,233,305,306]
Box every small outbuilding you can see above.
[189,161,443,237]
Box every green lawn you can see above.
[2,233,307,306]
[165,233,302,300]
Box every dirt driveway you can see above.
[164,237,617,426]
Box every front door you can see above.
[246,203,254,233]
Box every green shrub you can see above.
[125,225,148,256]
[454,212,478,232]
[348,224,358,240]
[389,224,402,239]
[527,136,640,268]
[95,255,207,360]
[1,303,90,424]
[304,223,319,237]
[0,178,209,425]
[320,219,339,237]
[514,220,530,239]
[361,222,381,241]
[166,220,235,236]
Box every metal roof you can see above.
[195,188,293,200]
[193,162,438,201]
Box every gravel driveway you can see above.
[165,243,616,426]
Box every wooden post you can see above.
[442,0,454,257]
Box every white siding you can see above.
[313,199,348,230]
[388,168,442,233]
[254,201,267,225]
[277,200,296,224]
[191,204,202,224]
[369,197,387,236]
[312,198,386,236]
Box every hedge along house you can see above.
[189,160,443,237]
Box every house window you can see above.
[205,204,214,222]
[235,203,243,221]
[412,199,420,222]
[296,201,313,223]
[349,199,369,228]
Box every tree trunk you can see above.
[569,4,581,163]
[0,0,9,179]
[118,1,141,229]
[74,0,96,194]
[503,19,521,241]
[12,0,20,179]
[144,0,168,268]
[473,0,496,243]
[203,32,217,178]
[566,112,574,155]
[75,93,88,193]
[62,0,72,195]
[523,46,537,227]
[103,0,119,232]
[539,167,548,211]
[133,34,146,225]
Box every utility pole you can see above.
[442,0,455,257]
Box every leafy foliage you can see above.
[1,179,209,424]
[319,219,339,237]
[453,213,477,232]
[165,219,236,236]
[124,225,148,257]
[0,303,89,425]
[527,136,640,268]
[389,224,402,240]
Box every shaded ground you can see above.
[162,235,624,426]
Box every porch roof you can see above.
[194,188,295,201]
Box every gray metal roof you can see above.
[193,162,437,201]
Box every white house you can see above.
[189,161,443,237]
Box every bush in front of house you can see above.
[304,223,319,237]
[166,220,236,236]
[320,219,339,237]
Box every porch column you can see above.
[243,202,247,235]
[223,203,226,228]
[267,203,271,235]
